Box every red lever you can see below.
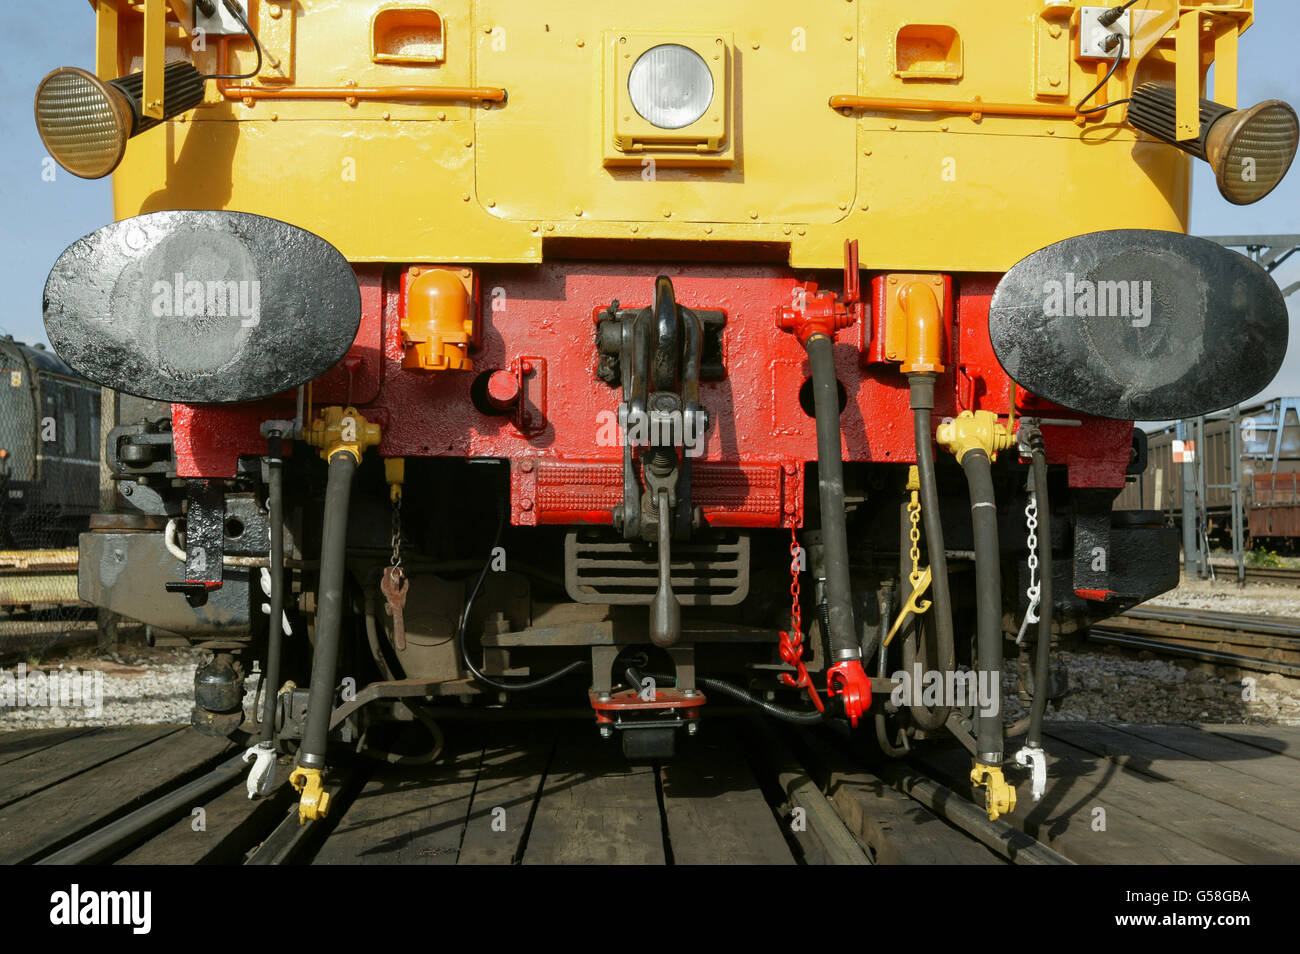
[826,659,872,727]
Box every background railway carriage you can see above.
[0,336,100,548]
[31,0,1298,824]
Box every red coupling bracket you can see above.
[826,659,872,727]
[778,629,825,713]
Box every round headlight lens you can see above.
[627,44,714,130]
[34,67,133,180]
[1207,100,1299,205]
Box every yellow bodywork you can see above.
[96,0,1254,271]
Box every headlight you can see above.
[1204,100,1299,205]
[34,68,133,180]
[35,63,206,180]
[627,44,714,130]
[1128,84,1299,205]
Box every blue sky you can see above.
[2,0,1297,408]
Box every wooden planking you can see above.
[1036,731,1299,864]
[0,727,98,767]
[1119,724,1300,790]
[312,727,484,865]
[659,728,794,865]
[1046,723,1300,836]
[117,769,296,865]
[1199,724,1300,761]
[0,726,179,810]
[457,724,557,865]
[522,725,665,865]
[0,728,233,864]
[914,742,1236,865]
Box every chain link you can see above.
[390,495,405,577]
[907,489,924,588]
[1016,489,1041,645]
[788,526,802,636]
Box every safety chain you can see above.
[778,526,824,712]
[907,476,924,589]
[389,494,406,583]
[1016,488,1041,645]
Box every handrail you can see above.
[829,94,1085,124]
[214,37,505,106]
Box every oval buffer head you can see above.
[989,229,1289,422]
[44,211,361,404]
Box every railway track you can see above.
[6,718,1067,867]
[1240,565,1300,585]
[1088,605,1300,675]
[6,716,1300,865]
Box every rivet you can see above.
[782,226,792,235]
[483,25,493,34]
[437,111,447,121]
[411,267,423,276]
[889,121,898,130]
[576,38,585,47]
[531,224,540,232]
[545,223,555,231]
[844,33,854,41]
[663,209,673,218]
[784,503,796,515]
[1049,76,1062,87]
[863,148,872,156]
[796,227,806,236]
[838,201,848,210]
[1046,127,1056,136]
[859,204,869,211]
[630,224,639,233]
[382,110,391,121]
[704,225,713,234]
[940,123,949,132]
[461,192,471,202]
[270,112,278,121]
[748,209,758,219]
[464,139,473,148]
[783,463,797,475]
[487,199,496,208]
[1049,25,1062,38]
[520,460,534,473]
[574,206,583,216]
[888,276,898,284]
[268,3,282,17]
[752,41,760,50]
[346,96,357,107]
[521,499,533,511]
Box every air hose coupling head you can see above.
[827,658,872,727]
[970,762,1017,821]
[289,765,332,824]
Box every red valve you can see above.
[775,240,861,344]
[827,659,872,727]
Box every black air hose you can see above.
[960,448,1004,766]
[1027,436,1054,750]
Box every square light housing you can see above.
[604,31,732,167]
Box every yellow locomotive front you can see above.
[35,0,1296,824]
